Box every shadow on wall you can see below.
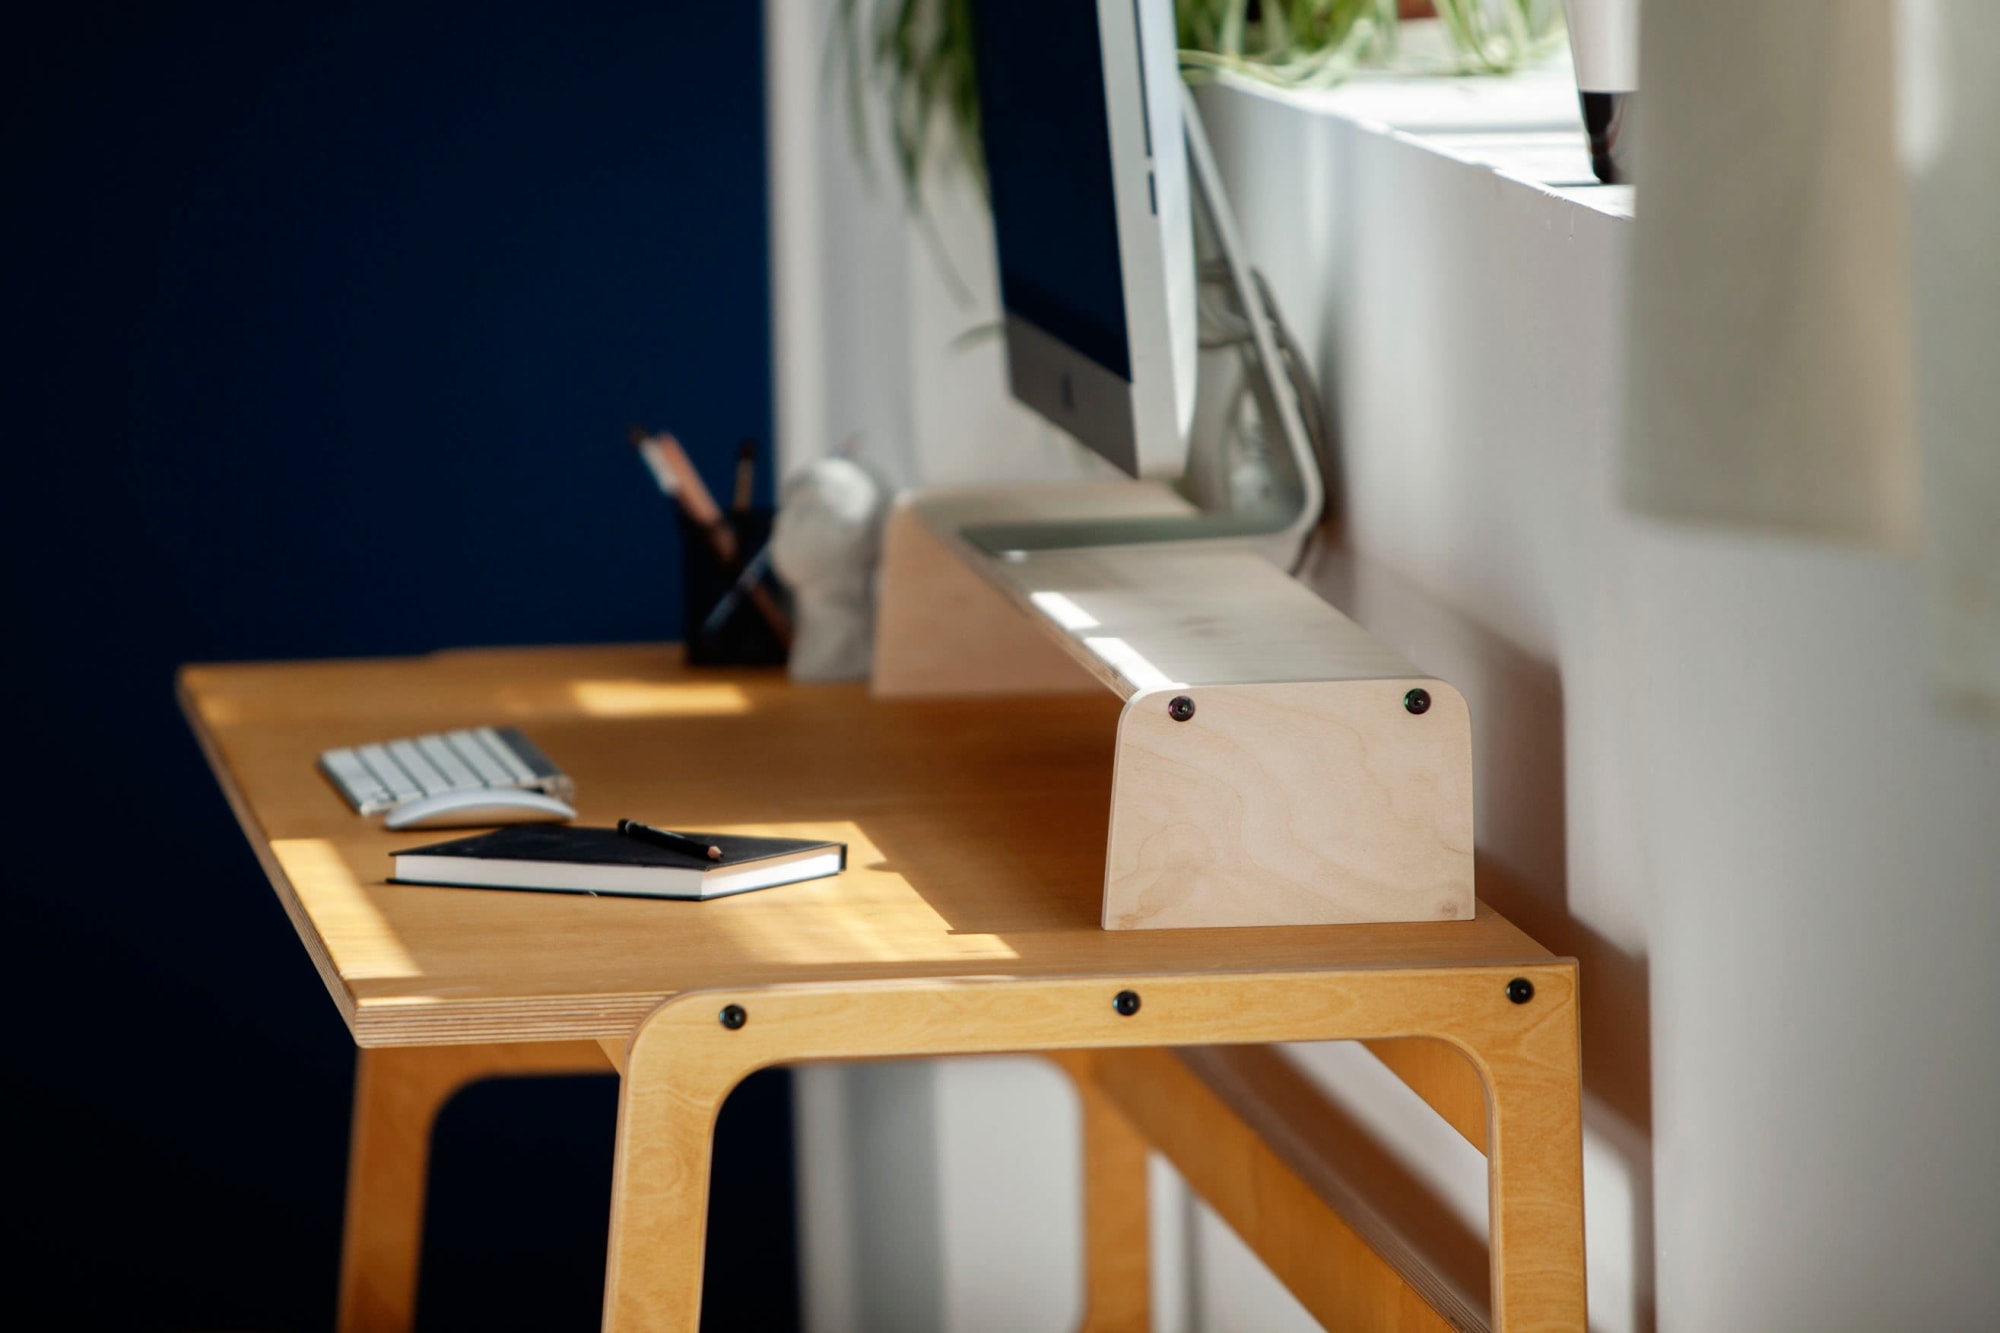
[1305,538,1656,1331]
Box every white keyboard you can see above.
[319,726,574,817]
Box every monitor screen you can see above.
[970,0,1131,382]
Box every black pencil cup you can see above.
[677,508,790,667]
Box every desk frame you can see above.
[335,962,1580,1333]
[177,648,1583,1332]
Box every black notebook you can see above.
[392,825,847,900]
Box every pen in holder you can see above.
[677,507,791,667]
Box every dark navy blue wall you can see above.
[4,3,793,1328]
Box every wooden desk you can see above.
[180,644,1584,1331]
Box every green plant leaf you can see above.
[833,0,1565,210]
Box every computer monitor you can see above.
[969,0,1195,478]
[964,0,1324,567]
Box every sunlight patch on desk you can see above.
[566,679,753,718]
[271,838,420,980]
[694,823,1022,965]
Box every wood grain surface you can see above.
[871,497,1101,698]
[338,1040,609,1332]
[1104,678,1475,928]
[180,645,1550,1048]
[1092,1045,1486,1331]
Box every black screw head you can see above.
[1404,688,1432,716]
[1167,695,1195,722]
[1506,977,1534,1005]
[1113,989,1142,1016]
[718,1003,748,1030]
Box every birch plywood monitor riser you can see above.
[872,1,1475,928]
[873,491,1476,929]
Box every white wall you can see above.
[1201,65,2000,1329]
[768,8,2000,1328]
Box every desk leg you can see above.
[601,1047,1158,1333]
[1049,1052,1151,1333]
[1477,1030,1587,1331]
[337,1041,612,1333]
[601,1040,733,1331]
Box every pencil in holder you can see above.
[677,508,791,667]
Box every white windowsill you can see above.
[1212,43,1635,220]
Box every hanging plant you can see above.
[833,0,984,209]
[1181,1,1564,87]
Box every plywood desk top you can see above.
[179,644,1553,1047]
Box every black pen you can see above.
[617,819,722,862]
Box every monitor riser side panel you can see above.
[871,493,1104,699]
[1105,679,1474,929]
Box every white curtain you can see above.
[1904,0,2000,714]
[1622,0,1998,713]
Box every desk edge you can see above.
[177,668,364,1037]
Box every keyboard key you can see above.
[417,733,481,790]
[447,728,512,786]
[357,743,423,802]
[386,739,450,796]
[474,726,538,785]
[320,747,393,812]
[322,727,573,815]
[493,726,575,798]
